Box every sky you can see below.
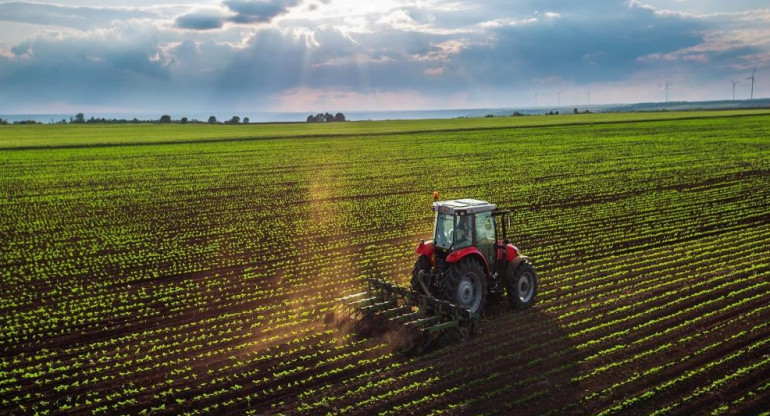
[0,0,768,114]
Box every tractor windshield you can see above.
[434,213,472,250]
[434,213,454,249]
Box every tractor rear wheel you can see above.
[411,255,432,294]
[442,257,487,314]
[507,261,537,310]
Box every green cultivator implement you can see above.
[336,196,538,352]
[341,275,480,351]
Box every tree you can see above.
[243,117,249,124]
[573,108,579,114]
[0,118,8,125]
[208,116,217,124]
[228,116,240,124]
[180,117,188,124]
[308,112,348,122]
[74,113,85,124]
[160,115,172,123]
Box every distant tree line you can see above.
[0,118,39,125]
[506,109,591,117]
[307,112,346,123]
[1,109,597,126]
[57,113,252,125]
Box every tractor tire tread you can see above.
[442,257,488,314]
[506,261,538,310]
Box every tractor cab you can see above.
[432,199,499,267]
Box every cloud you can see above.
[0,21,172,111]
[643,9,770,69]
[174,0,303,31]
[1,0,769,113]
[175,10,229,30]
[453,1,708,86]
[0,2,155,30]
[224,0,300,23]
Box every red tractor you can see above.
[341,196,537,347]
[411,197,537,314]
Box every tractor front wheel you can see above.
[507,261,537,310]
[442,257,487,314]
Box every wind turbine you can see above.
[730,79,738,101]
[557,91,561,107]
[746,69,757,100]
[664,81,671,103]
[534,92,539,107]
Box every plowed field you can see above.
[2,111,769,415]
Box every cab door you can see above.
[474,212,495,267]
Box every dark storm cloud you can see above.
[224,0,300,23]
[174,0,301,30]
[174,10,227,30]
[0,2,155,30]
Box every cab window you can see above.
[475,212,495,262]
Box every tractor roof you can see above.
[433,198,497,215]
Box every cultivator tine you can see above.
[348,297,381,307]
[376,305,413,318]
[424,320,459,334]
[405,315,441,328]
[339,292,369,301]
[360,300,397,313]
[390,311,424,323]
